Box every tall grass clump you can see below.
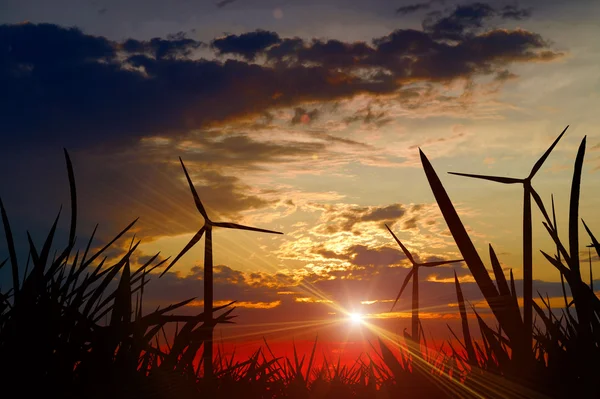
[417,128,600,397]
[0,150,236,398]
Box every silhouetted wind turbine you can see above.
[447,125,568,350]
[160,157,283,379]
[385,224,463,342]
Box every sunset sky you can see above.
[1,0,599,357]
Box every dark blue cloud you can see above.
[216,0,237,8]
[422,2,496,40]
[396,0,445,16]
[0,3,556,149]
[422,2,533,41]
[0,23,114,69]
[501,4,533,20]
[123,32,203,59]
[396,2,433,15]
[211,29,281,60]
[0,24,391,148]
[292,39,374,69]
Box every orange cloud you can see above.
[188,300,282,309]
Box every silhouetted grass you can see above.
[1,128,599,398]
[0,150,236,398]
[419,129,600,397]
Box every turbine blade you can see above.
[179,157,210,221]
[529,125,568,179]
[160,226,205,277]
[390,268,415,312]
[212,221,283,235]
[420,259,464,267]
[448,172,522,184]
[384,224,416,265]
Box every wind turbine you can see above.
[160,157,283,379]
[447,126,568,349]
[385,224,463,342]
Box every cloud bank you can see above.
[1,2,560,148]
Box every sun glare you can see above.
[350,313,363,324]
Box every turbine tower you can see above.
[161,157,283,379]
[385,224,462,342]
[447,126,568,350]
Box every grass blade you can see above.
[454,271,477,365]
[569,136,586,275]
[419,149,525,350]
[489,244,511,298]
[81,218,139,270]
[0,197,19,297]
[582,220,600,263]
[63,149,77,247]
[160,226,205,277]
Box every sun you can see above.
[349,313,363,324]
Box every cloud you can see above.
[145,257,468,313]
[310,243,409,267]
[273,201,459,282]
[123,32,203,59]
[291,107,320,125]
[500,5,532,20]
[494,69,519,82]
[311,203,408,235]
[141,252,577,341]
[61,148,281,239]
[348,244,407,267]
[216,0,237,8]
[344,105,392,127]
[0,125,369,254]
[0,6,561,149]
[211,30,281,60]
[420,2,533,40]
[176,133,327,169]
[422,2,496,41]
[396,2,433,16]
[396,0,444,16]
